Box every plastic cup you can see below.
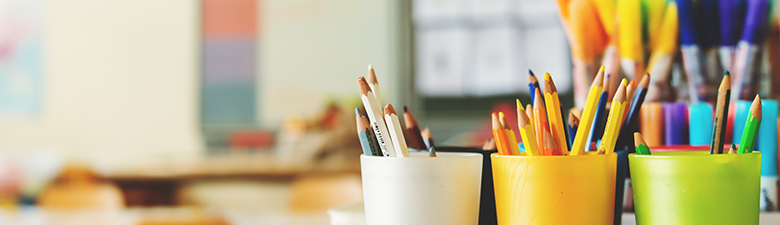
[434,147,498,225]
[492,152,617,225]
[361,152,483,225]
[629,151,761,224]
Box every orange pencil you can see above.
[533,88,549,155]
[492,113,510,155]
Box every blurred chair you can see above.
[38,165,124,211]
[289,173,362,212]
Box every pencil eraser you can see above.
[688,103,713,145]
[663,103,688,145]
[732,100,752,143]
[759,100,778,176]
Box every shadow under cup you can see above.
[491,152,618,225]
[629,151,761,225]
[360,152,483,225]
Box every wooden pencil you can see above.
[737,95,762,153]
[572,66,604,155]
[421,127,434,149]
[358,77,395,156]
[528,69,544,106]
[599,79,628,154]
[356,108,381,156]
[710,72,731,154]
[534,88,549,155]
[543,128,559,155]
[384,103,410,157]
[492,112,510,155]
[526,104,534,126]
[728,143,737,154]
[634,132,651,155]
[499,112,521,155]
[587,73,610,152]
[568,111,580,148]
[366,65,382,102]
[483,138,496,151]
[615,73,650,151]
[403,106,427,150]
[544,72,569,155]
[517,99,540,156]
[428,146,437,157]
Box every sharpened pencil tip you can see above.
[355,107,360,115]
[528,69,535,76]
[724,71,730,76]
[516,99,524,111]
[599,65,605,72]
[403,105,409,113]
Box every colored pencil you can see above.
[543,128,559,156]
[358,77,396,157]
[403,106,427,150]
[616,74,650,151]
[492,113,510,155]
[572,66,605,155]
[500,112,521,155]
[528,70,544,106]
[568,111,580,149]
[710,72,732,154]
[526,104,534,126]
[587,73,610,151]
[617,0,644,79]
[384,103,410,157]
[634,132,652,155]
[517,99,540,156]
[356,108,381,156]
[534,88,549,155]
[544,72,569,155]
[646,1,679,101]
[732,0,771,101]
[428,146,437,157]
[421,127,434,149]
[678,0,709,103]
[729,143,737,154]
[367,65,382,102]
[737,95,762,153]
[599,79,628,154]
[483,138,496,151]
[718,0,745,71]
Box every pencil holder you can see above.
[361,152,483,225]
[491,152,617,225]
[629,151,761,224]
[433,147,498,225]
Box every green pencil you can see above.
[737,95,762,154]
[634,132,651,155]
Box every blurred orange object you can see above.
[639,102,664,146]
[229,130,275,149]
[289,173,362,212]
[38,166,124,211]
[136,208,230,225]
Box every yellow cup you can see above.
[492,153,617,225]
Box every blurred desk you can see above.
[100,151,360,206]
[0,207,329,225]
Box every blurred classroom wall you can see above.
[0,0,406,167]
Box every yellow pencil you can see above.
[517,99,539,156]
[618,0,644,78]
[544,72,569,155]
[499,112,521,155]
[599,79,628,154]
[571,66,605,155]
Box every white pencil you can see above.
[358,77,395,157]
[384,103,410,157]
[367,65,382,103]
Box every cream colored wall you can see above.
[259,0,404,126]
[0,0,204,166]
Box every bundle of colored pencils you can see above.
[493,66,651,156]
[355,65,437,157]
[633,72,763,155]
[555,0,677,105]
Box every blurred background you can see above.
[0,0,571,224]
[4,0,780,224]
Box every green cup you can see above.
[629,151,761,225]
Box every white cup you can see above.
[361,152,483,225]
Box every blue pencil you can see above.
[718,0,746,70]
[733,0,771,101]
[586,75,609,151]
